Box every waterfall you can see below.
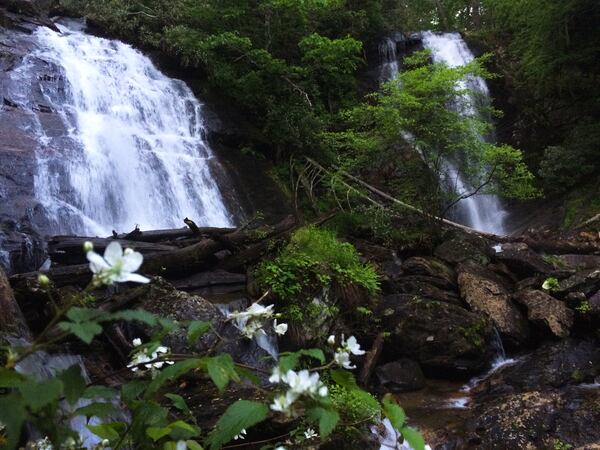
[28,22,234,236]
[379,38,399,82]
[421,31,508,235]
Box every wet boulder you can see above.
[376,358,425,392]
[457,264,529,345]
[401,256,457,288]
[138,280,274,371]
[434,236,493,266]
[378,295,495,378]
[482,339,600,393]
[514,289,574,338]
[494,242,554,277]
[469,388,600,450]
[557,269,600,296]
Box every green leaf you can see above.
[0,394,26,450]
[59,320,103,344]
[401,426,425,450]
[109,309,158,326]
[83,385,119,400]
[121,380,147,403]
[147,426,172,442]
[58,364,87,406]
[87,422,127,441]
[165,393,194,419]
[167,420,200,440]
[299,348,326,364]
[0,367,25,388]
[382,394,406,431]
[145,359,203,397]
[330,369,359,390]
[206,354,239,392]
[307,406,340,438]
[233,365,260,385]
[18,378,63,411]
[75,402,119,418]
[205,400,269,450]
[186,440,204,450]
[66,307,106,322]
[187,321,212,346]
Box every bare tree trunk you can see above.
[470,0,482,29]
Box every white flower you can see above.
[234,429,247,440]
[270,369,328,415]
[334,350,355,369]
[327,335,336,345]
[304,428,318,439]
[228,303,276,339]
[344,336,366,355]
[176,441,187,450]
[86,241,150,285]
[275,447,286,450]
[318,385,328,397]
[273,320,288,336]
[269,366,284,384]
[270,394,294,413]
[127,341,174,372]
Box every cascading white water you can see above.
[30,23,234,236]
[379,38,399,83]
[421,31,508,235]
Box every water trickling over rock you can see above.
[21,22,234,236]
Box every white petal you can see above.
[122,273,151,284]
[132,338,142,347]
[103,241,123,265]
[86,252,110,272]
[122,251,143,272]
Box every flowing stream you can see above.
[27,22,234,236]
[379,32,508,235]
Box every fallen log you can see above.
[171,271,246,292]
[519,237,600,255]
[11,215,296,288]
[113,226,235,242]
[359,332,385,386]
[48,237,178,265]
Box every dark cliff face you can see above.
[0,8,66,272]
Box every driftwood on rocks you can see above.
[10,215,297,289]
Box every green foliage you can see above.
[329,383,381,422]
[382,394,425,450]
[256,226,379,303]
[542,277,560,292]
[206,400,269,450]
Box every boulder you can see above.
[434,236,492,266]
[558,269,600,296]
[494,242,554,277]
[457,265,529,345]
[378,295,495,378]
[514,289,574,338]
[556,254,600,271]
[389,275,462,306]
[469,389,600,450]
[376,359,425,392]
[401,256,456,287]
[481,339,600,393]
[138,280,274,371]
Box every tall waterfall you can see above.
[421,31,508,235]
[379,32,508,235]
[30,22,234,236]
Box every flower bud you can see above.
[101,439,110,448]
[124,248,133,255]
[327,335,336,346]
[83,241,94,252]
[37,274,50,287]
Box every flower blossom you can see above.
[273,320,288,336]
[269,368,328,414]
[228,303,289,340]
[127,338,174,373]
[333,335,366,370]
[86,241,150,285]
[304,428,318,439]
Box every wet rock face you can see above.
[495,242,554,277]
[514,289,574,338]
[483,339,600,392]
[469,389,600,449]
[434,235,493,266]
[458,264,529,345]
[379,295,495,378]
